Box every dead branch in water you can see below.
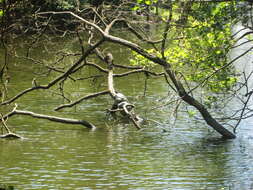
[3,104,95,129]
[105,53,142,130]
[0,112,22,139]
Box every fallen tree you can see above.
[32,10,236,138]
[0,104,95,138]
[2,1,252,139]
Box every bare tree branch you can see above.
[55,90,110,111]
[0,39,105,105]
[4,105,95,129]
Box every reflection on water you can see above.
[1,126,253,190]
[1,31,253,189]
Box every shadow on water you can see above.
[0,184,14,190]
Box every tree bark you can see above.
[36,11,236,138]
[105,53,142,130]
[4,109,95,129]
[163,64,236,139]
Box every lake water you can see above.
[0,28,253,189]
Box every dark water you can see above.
[0,33,253,190]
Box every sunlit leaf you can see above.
[145,0,151,5]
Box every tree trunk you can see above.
[163,64,236,139]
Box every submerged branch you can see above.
[7,10,236,138]
[4,105,95,129]
[0,133,22,139]
[106,53,142,130]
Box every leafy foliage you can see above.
[130,50,156,68]
[130,1,238,93]
[176,2,237,92]
[132,0,158,11]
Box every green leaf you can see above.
[0,10,3,17]
[132,6,139,11]
[145,0,151,5]
[187,110,196,118]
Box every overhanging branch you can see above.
[0,39,105,105]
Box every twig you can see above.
[0,39,105,105]
[0,112,22,139]
[0,113,10,133]
[55,90,110,111]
